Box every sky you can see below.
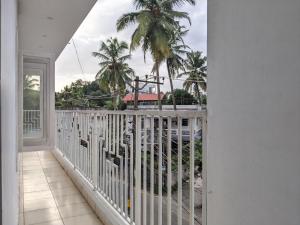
[55,0,207,92]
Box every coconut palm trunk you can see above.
[156,62,162,111]
[194,84,202,107]
[112,89,117,110]
[166,61,177,110]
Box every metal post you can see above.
[134,76,139,110]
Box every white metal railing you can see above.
[56,110,206,225]
[23,110,41,137]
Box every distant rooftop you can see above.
[123,92,165,103]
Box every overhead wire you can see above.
[72,38,85,76]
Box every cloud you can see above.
[55,0,207,92]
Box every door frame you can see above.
[0,0,2,222]
[22,56,51,149]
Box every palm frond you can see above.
[166,10,191,24]
[161,0,195,8]
[92,52,110,61]
[116,12,139,31]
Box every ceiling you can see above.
[18,0,97,59]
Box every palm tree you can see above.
[165,26,190,110]
[116,0,195,110]
[93,38,134,110]
[179,51,207,106]
[24,75,39,90]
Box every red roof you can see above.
[123,93,165,103]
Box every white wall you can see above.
[1,0,19,224]
[207,1,300,225]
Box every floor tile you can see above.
[23,161,41,166]
[54,193,86,206]
[58,202,93,218]
[23,174,46,180]
[24,191,53,201]
[43,168,64,174]
[23,165,43,171]
[44,171,67,178]
[49,180,74,190]
[24,198,57,212]
[24,208,60,225]
[23,180,48,187]
[46,175,71,183]
[34,220,64,225]
[41,162,61,168]
[63,214,103,225]
[24,184,50,193]
[19,214,24,225]
[21,151,104,225]
[23,177,47,184]
[23,170,44,176]
[51,186,80,198]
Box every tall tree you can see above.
[165,26,189,110]
[23,75,40,110]
[179,51,207,106]
[93,38,134,110]
[116,0,195,110]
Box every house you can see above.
[123,92,165,105]
[1,0,300,225]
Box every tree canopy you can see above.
[93,38,134,109]
[117,0,195,110]
[55,80,111,109]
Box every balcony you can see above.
[20,110,206,225]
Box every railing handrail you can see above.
[24,109,40,112]
[56,109,207,118]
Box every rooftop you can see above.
[123,92,165,103]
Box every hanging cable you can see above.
[72,38,85,76]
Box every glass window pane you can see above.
[23,68,42,138]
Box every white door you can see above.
[23,60,49,146]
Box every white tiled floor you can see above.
[19,151,104,225]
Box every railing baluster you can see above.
[55,110,206,225]
[135,115,142,225]
[124,115,129,219]
[143,116,147,225]
[178,116,183,225]
[202,116,207,225]
[113,114,116,155]
[167,117,172,225]
[158,116,163,225]
[120,114,124,214]
[129,115,134,224]
[189,117,195,225]
[150,116,155,225]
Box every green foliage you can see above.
[24,89,40,110]
[23,75,40,110]
[179,51,207,105]
[171,139,202,174]
[117,0,194,61]
[103,99,126,110]
[163,89,197,105]
[165,26,190,109]
[117,0,195,109]
[93,38,134,110]
[201,95,207,105]
[183,139,203,172]
[55,80,110,109]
